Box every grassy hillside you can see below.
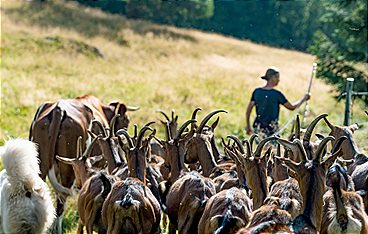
[1,1,367,233]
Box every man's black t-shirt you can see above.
[251,88,288,133]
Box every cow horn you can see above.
[323,117,334,130]
[175,119,197,140]
[137,126,154,148]
[196,110,227,134]
[303,114,328,145]
[227,136,245,154]
[127,106,140,111]
[315,136,335,161]
[109,114,120,137]
[157,109,170,122]
[254,136,276,158]
[117,129,134,149]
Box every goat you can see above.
[198,187,252,234]
[321,163,368,234]
[165,171,216,234]
[276,113,343,232]
[0,139,55,234]
[324,117,368,212]
[184,109,228,177]
[102,126,161,233]
[56,136,113,234]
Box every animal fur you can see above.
[0,139,55,234]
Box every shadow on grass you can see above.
[4,1,197,44]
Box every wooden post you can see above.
[344,78,354,126]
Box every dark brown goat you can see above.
[198,187,252,234]
[321,163,368,234]
[165,171,216,234]
[101,126,161,234]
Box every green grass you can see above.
[1,1,367,233]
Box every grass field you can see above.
[1,1,367,233]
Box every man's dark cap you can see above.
[261,67,280,80]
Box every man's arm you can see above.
[283,93,311,110]
[246,101,255,134]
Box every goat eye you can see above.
[25,191,32,198]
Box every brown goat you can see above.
[276,113,343,232]
[184,109,228,177]
[56,136,113,234]
[101,126,161,234]
[321,163,368,234]
[165,171,216,234]
[198,187,252,234]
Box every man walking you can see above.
[245,66,311,137]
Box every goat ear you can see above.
[211,116,220,130]
[87,154,104,167]
[275,156,300,173]
[322,149,342,170]
[56,155,76,165]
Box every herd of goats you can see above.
[0,94,367,234]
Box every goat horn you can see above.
[165,122,172,141]
[277,138,302,161]
[254,136,276,157]
[294,139,309,161]
[323,117,334,130]
[331,136,348,154]
[196,109,227,134]
[243,139,252,158]
[109,114,120,137]
[133,124,138,140]
[295,115,301,140]
[303,114,328,145]
[315,136,335,161]
[83,134,101,158]
[157,109,170,122]
[171,109,175,121]
[190,107,202,132]
[277,143,281,157]
[92,119,108,137]
[249,134,258,151]
[117,129,134,149]
[175,119,197,140]
[227,136,245,154]
[144,121,156,128]
[137,126,154,148]
[263,146,273,161]
[77,136,83,158]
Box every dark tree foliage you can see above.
[308,0,367,103]
[124,0,214,24]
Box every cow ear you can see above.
[349,123,359,133]
[109,102,127,115]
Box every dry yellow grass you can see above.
[1,1,367,233]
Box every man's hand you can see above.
[304,92,311,101]
[245,127,253,135]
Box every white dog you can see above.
[0,138,55,234]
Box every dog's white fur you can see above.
[0,139,55,234]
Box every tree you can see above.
[124,0,214,25]
[309,0,367,102]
